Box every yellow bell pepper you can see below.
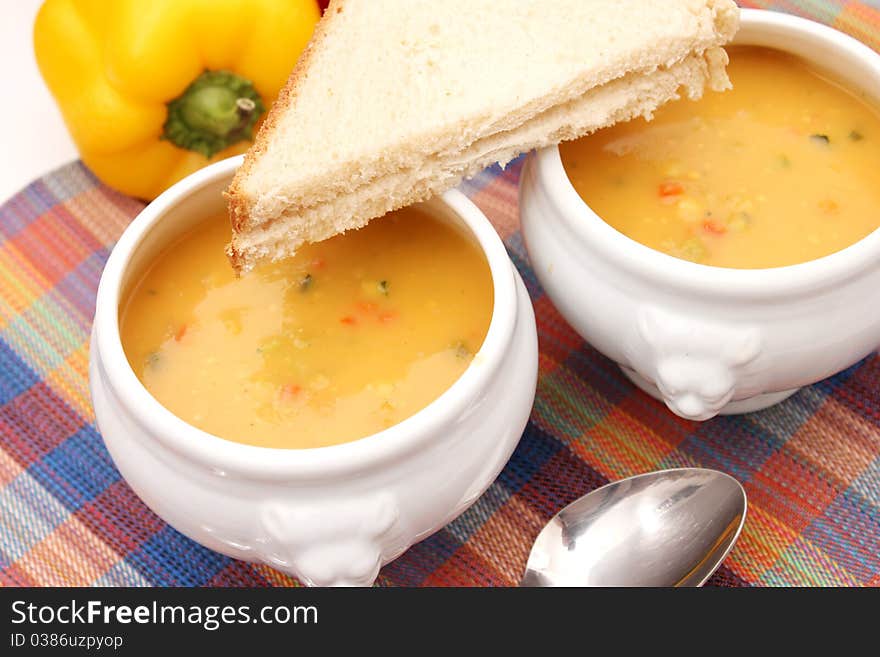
[34,0,321,200]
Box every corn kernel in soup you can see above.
[560,47,880,269]
[119,208,494,449]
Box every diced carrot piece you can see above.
[311,257,326,270]
[279,383,302,401]
[378,311,397,324]
[356,301,378,314]
[702,219,727,235]
[340,316,357,326]
[175,324,188,341]
[658,181,684,197]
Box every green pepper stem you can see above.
[237,98,256,114]
[163,70,265,159]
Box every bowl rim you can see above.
[533,8,880,299]
[93,155,520,480]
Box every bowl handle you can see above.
[259,492,399,586]
[634,306,762,421]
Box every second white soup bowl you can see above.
[520,9,880,421]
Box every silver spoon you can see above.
[522,468,746,587]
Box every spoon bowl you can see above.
[522,468,746,587]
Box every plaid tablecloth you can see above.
[1,1,879,587]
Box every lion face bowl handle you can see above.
[259,492,399,586]
[635,306,763,421]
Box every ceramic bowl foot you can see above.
[620,366,800,416]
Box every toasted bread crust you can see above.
[224,241,246,273]
[224,0,347,237]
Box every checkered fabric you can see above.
[1,1,878,586]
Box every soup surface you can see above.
[120,208,494,449]
[560,46,880,268]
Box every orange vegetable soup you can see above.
[560,46,880,268]
[120,208,494,449]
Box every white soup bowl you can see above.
[90,155,538,586]
[520,9,880,421]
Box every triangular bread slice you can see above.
[226,0,738,272]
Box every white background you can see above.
[1,0,78,203]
